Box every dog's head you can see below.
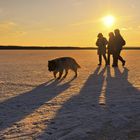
[48,60,57,72]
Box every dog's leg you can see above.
[57,70,63,79]
[53,71,57,79]
[73,68,78,78]
[63,69,68,78]
[71,67,78,78]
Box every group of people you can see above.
[96,29,126,67]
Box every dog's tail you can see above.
[72,58,81,68]
[76,62,81,68]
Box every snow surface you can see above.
[0,50,140,140]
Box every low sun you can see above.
[102,15,115,27]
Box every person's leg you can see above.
[107,53,110,65]
[118,50,126,66]
[103,54,107,65]
[112,54,115,66]
[98,55,102,65]
[113,51,119,67]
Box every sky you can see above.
[0,0,140,47]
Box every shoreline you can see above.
[0,46,140,50]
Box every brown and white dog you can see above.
[48,57,81,79]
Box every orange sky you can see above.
[0,0,140,47]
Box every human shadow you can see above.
[0,78,75,131]
[38,66,140,140]
[96,67,140,139]
[38,66,107,139]
[105,67,140,106]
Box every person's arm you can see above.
[104,38,108,45]
[96,39,99,46]
[119,36,126,46]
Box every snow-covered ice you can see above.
[0,50,140,140]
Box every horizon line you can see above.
[0,45,140,48]
[0,45,140,50]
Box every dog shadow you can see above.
[0,77,75,131]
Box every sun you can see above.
[102,15,115,27]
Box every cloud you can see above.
[71,19,99,27]
[0,21,17,30]
[121,27,133,31]
[0,21,27,36]
[121,26,140,31]
[72,0,84,6]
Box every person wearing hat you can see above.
[96,33,108,65]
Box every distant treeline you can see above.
[0,46,140,50]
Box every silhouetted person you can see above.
[96,33,108,65]
[113,29,126,67]
[107,32,116,66]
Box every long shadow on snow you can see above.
[38,66,106,139]
[38,67,140,140]
[0,78,75,131]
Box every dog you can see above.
[48,57,81,79]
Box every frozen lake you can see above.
[0,50,140,139]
